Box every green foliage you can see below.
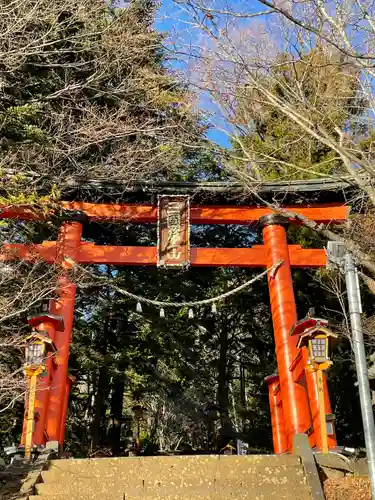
[0,168,60,209]
[1,103,47,143]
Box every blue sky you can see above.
[156,2,231,146]
[154,1,269,147]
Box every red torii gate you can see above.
[0,200,349,453]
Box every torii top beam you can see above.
[0,202,349,224]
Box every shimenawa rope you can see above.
[66,258,283,309]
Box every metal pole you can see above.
[344,252,375,499]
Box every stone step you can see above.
[47,454,300,471]
[30,482,312,500]
[41,460,303,484]
[32,455,311,500]
[42,466,304,488]
[35,473,308,498]
[43,454,300,480]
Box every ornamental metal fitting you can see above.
[259,213,290,228]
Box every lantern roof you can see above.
[22,332,57,353]
[295,325,338,349]
[27,313,64,331]
[290,317,329,338]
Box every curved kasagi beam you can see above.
[0,202,349,224]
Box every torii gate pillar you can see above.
[261,215,313,451]
[264,374,287,454]
[45,222,82,446]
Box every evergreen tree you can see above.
[0,0,203,204]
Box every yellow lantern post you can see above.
[24,364,43,460]
[315,367,328,453]
[296,325,338,454]
[22,331,56,460]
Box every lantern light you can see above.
[25,343,44,366]
[310,335,329,364]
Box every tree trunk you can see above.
[91,365,108,452]
[90,298,110,452]
[217,326,234,449]
[110,372,125,455]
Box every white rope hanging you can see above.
[67,257,282,310]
